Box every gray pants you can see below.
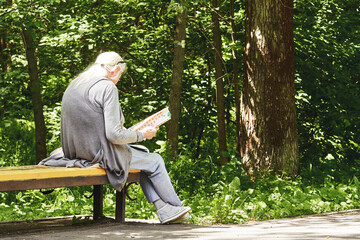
[129,148,182,206]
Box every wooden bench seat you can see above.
[0,165,140,223]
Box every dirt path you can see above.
[1,210,360,240]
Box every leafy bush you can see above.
[0,155,360,224]
[0,118,37,167]
[183,171,360,224]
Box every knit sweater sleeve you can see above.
[89,80,144,145]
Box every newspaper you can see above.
[129,107,171,131]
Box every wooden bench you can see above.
[0,165,140,223]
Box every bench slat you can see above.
[1,172,139,191]
[0,176,108,192]
[0,166,140,192]
[0,165,139,182]
[0,165,106,181]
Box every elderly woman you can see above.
[40,51,190,224]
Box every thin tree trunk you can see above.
[230,0,241,156]
[167,5,188,159]
[0,33,9,116]
[0,35,10,72]
[21,27,47,162]
[211,0,228,165]
[240,0,298,177]
[0,0,13,116]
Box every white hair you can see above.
[69,51,126,88]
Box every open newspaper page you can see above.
[129,107,171,131]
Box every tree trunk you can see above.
[211,0,228,165]
[0,0,13,116]
[21,27,47,162]
[167,5,188,159]
[0,34,10,73]
[230,0,241,156]
[0,32,9,116]
[240,0,298,177]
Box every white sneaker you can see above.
[157,204,191,224]
[170,212,190,224]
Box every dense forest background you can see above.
[0,0,359,223]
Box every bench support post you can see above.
[93,185,103,220]
[115,189,126,223]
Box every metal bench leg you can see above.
[93,185,103,220]
[115,188,126,223]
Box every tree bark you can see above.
[240,0,299,177]
[21,27,47,162]
[211,0,228,165]
[0,0,13,116]
[167,5,188,159]
[230,0,241,156]
[0,30,9,116]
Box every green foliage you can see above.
[294,0,360,180]
[43,104,62,152]
[182,168,360,224]
[166,150,360,224]
[0,118,36,166]
[3,156,360,224]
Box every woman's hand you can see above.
[140,126,159,140]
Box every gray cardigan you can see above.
[39,77,144,191]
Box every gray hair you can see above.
[69,51,126,88]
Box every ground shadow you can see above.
[1,210,360,240]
